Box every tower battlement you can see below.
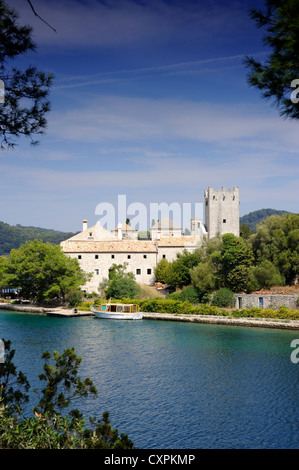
[204,186,239,239]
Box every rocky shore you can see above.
[143,312,299,330]
[1,303,299,330]
[0,303,91,316]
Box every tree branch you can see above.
[26,0,57,33]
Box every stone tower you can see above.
[204,186,239,239]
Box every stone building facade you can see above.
[150,216,182,240]
[61,238,158,291]
[204,186,239,238]
[61,231,200,293]
[111,223,138,240]
[60,186,240,293]
[234,294,298,310]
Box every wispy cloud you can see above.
[47,94,299,151]
[54,52,268,90]
[10,0,258,49]
[1,149,297,204]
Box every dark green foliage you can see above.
[105,263,141,300]
[240,223,255,239]
[0,0,53,148]
[244,0,299,119]
[0,220,77,254]
[0,240,90,302]
[154,258,170,284]
[139,297,193,314]
[211,288,235,308]
[0,340,135,449]
[154,249,201,288]
[190,260,217,294]
[167,249,201,288]
[240,209,289,232]
[65,289,84,308]
[250,213,299,284]
[0,339,30,414]
[35,348,98,417]
[106,276,140,300]
[189,213,297,293]
[169,286,201,304]
[247,260,285,292]
[220,234,254,292]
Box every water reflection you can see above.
[0,310,299,449]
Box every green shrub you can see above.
[211,288,235,308]
[169,286,201,304]
[106,276,141,300]
[65,289,83,308]
[235,306,299,320]
[247,260,285,292]
[79,295,299,320]
[168,291,182,301]
[77,301,93,311]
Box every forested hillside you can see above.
[0,221,77,254]
[240,209,289,231]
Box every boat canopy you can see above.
[100,303,140,313]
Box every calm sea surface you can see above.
[1,310,299,449]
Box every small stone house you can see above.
[234,293,298,310]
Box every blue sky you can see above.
[1,0,298,232]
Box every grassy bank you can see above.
[77,298,299,321]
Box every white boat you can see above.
[91,302,143,320]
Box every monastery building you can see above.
[60,186,239,293]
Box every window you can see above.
[89,232,92,237]
[147,269,151,275]
[136,269,141,275]
[95,255,98,259]
[111,255,115,259]
[143,255,147,259]
[127,255,131,259]
[162,254,166,259]
[223,219,226,223]
[78,255,81,259]
[95,269,99,275]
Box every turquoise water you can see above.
[1,310,299,449]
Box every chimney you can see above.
[82,219,88,232]
[117,223,122,240]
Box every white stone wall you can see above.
[68,251,157,293]
[65,242,201,293]
[204,186,239,239]
[151,227,182,240]
[157,245,199,263]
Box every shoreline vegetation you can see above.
[1,299,299,330]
